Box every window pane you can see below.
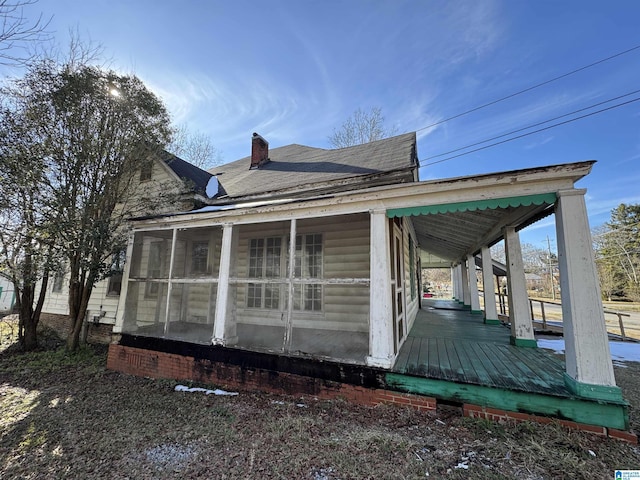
[265,238,281,277]
[191,241,209,274]
[249,239,264,277]
[264,284,280,309]
[304,284,322,311]
[247,283,262,308]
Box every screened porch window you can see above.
[145,241,163,298]
[247,237,282,309]
[294,233,323,311]
[246,234,323,311]
[191,241,210,275]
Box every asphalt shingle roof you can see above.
[160,151,213,195]
[208,132,417,199]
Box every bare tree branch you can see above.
[328,107,398,148]
[0,0,51,65]
[168,124,221,169]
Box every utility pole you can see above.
[547,235,556,300]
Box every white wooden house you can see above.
[0,273,16,313]
[40,150,217,326]
[106,132,630,438]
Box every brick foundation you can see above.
[106,342,636,444]
[463,403,637,444]
[40,313,114,344]
[107,344,436,411]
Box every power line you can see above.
[421,89,640,162]
[416,44,640,133]
[420,96,640,167]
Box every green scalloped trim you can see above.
[387,193,557,218]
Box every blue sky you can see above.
[6,0,640,250]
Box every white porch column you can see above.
[504,226,537,347]
[113,231,136,333]
[481,246,499,324]
[450,266,457,300]
[467,254,481,314]
[367,210,395,368]
[213,223,234,345]
[456,264,464,303]
[555,189,620,400]
[460,259,471,309]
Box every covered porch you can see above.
[111,159,629,431]
[390,298,629,430]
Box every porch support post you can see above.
[450,266,457,300]
[504,226,537,347]
[460,259,471,309]
[284,218,297,351]
[367,210,394,368]
[113,231,136,333]
[467,254,481,314]
[481,246,499,324]
[213,223,234,345]
[456,264,463,303]
[555,189,621,401]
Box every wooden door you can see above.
[392,224,406,352]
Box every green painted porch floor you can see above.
[390,299,630,430]
[393,300,568,396]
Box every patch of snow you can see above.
[205,176,219,198]
[310,466,335,480]
[538,339,640,363]
[454,462,469,470]
[174,384,238,396]
[144,443,197,471]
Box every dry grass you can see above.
[1,322,640,479]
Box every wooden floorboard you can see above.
[393,300,571,397]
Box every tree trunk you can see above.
[23,317,38,351]
[18,287,38,351]
[66,279,93,351]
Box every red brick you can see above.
[608,428,638,444]
[581,424,607,436]
[463,404,483,416]
[558,420,579,430]
[485,407,506,416]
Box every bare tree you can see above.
[0,0,50,65]
[168,124,221,170]
[328,107,397,148]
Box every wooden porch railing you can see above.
[483,290,633,341]
[527,298,633,341]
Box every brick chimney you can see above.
[250,132,269,169]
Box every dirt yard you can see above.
[1,324,640,479]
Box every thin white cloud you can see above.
[524,135,554,150]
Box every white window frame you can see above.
[246,233,323,312]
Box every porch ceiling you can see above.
[410,201,554,264]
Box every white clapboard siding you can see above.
[38,281,70,315]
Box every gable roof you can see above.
[208,132,417,201]
[159,150,213,196]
